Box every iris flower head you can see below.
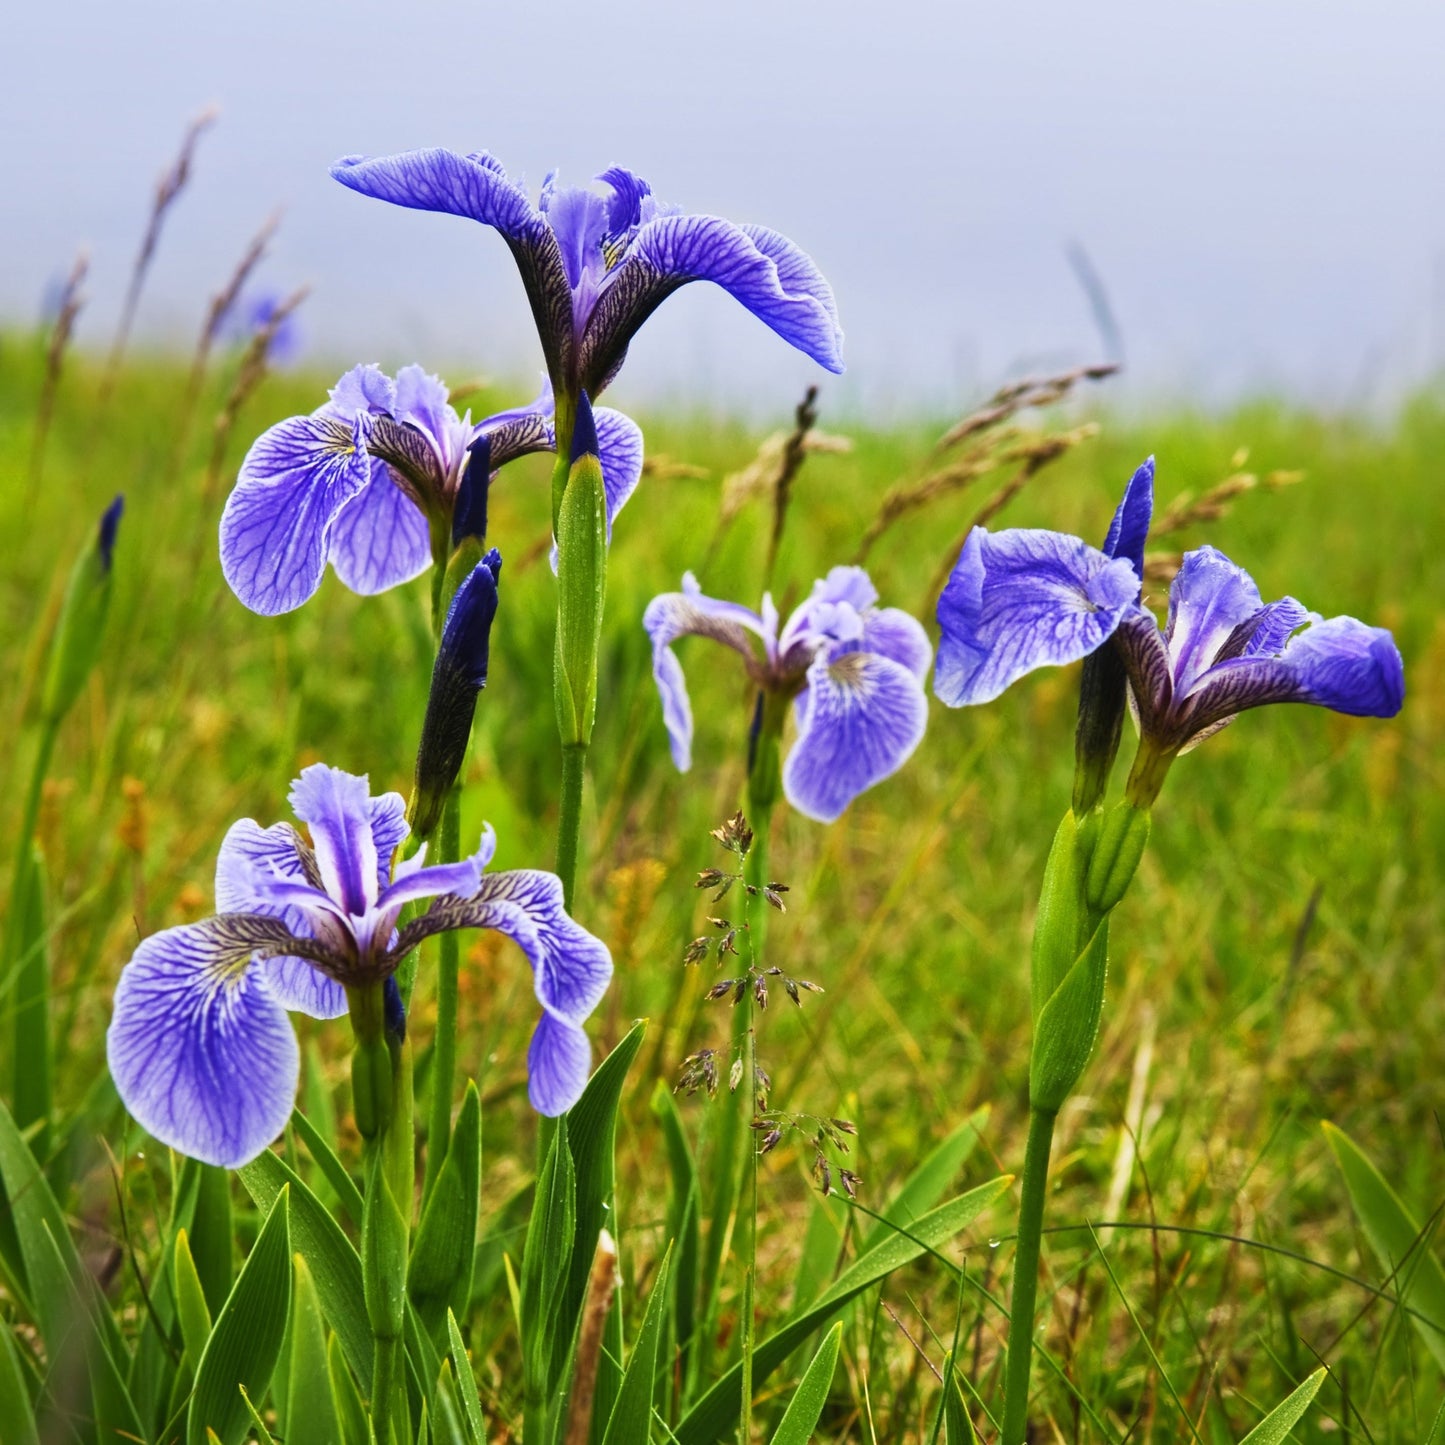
[644,566,931,823]
[106,764,612,1167]
[330,149,844,403]
[933,458,1404,784]
[220,364,642,616]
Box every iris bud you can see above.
[42,496,123,724]
[1072,643,1129,815]
[1085,802,1151,913]
[411,551,501,840]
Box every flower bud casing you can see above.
[42,496,123,724]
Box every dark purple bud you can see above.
[411,552,502,839]
[98,495,124,573]
[452,435,492,549]
[570,389,599,464]
[383,975,407,1044]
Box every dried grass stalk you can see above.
[27,248,89,497]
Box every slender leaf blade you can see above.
[767,1321,842,1445]
[1237,1367,1327,1444]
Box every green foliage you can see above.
[599,1246,672,1445]
[1237,1366,1326,1443]
[410,1079,483,1342]
[767,1321,843,1445]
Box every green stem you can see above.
[423,786,461,1198]
[3,719,59,979]
[999,1106,1058,1445]
[555,743,587,910]
[371,1332,400,1445]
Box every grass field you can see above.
[2,329,1443,1441]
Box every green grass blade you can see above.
[238,1148,372,1390]
[1237,1366,1327,1443]
[0,1318,39,1445]
[292,1104,364,1229]
[448,1310,488,1445]
[767,1320,842,1445]
[328,1332,371,1445]
[286,1253,342,1445]
[188,1185,291,1445]
[191,1162,235,1317]
[600,1246,673,1445]
[651,1078,701,1384]
[521,1117,575,1411]
[11,842,51,1159]
[1426,1394,1445,1445]
[1323,1121,1445,1370]
[942,1373,978,1445]
[410,1080,482,1342]
[675,1176,1012,1445]
[174,1228,214,1369]
[239,1385,278,1445]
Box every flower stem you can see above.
[999,1105,1058,1445]
[423,784,462,1197]
[554,742,587,909]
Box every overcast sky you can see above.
[5,0,1442,415]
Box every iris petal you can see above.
[327,462,432,596]
[527,1012,592,1116]
[106,917,301,1168]
[288,765,379,916]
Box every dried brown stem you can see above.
[562,1230,620,1445]
[930,362,1117,457]
[761,385,819,591]
[103,106,219,397]
[27,248,89,499]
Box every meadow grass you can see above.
[2,328,1442,1441]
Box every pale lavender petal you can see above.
[326,461,433,596]
[527,1012,591,1116]
[371,793,410,885]
[1164,546,1264,694]
[581,213,844,392]
[328,364,395,419]
[214,819,307,913]
[1102,457,1155,577]
[375,857,482,914]
[392,365,454,448]
[220,412,372,616]
[260,956,348,1020]
[934,527,1140,707]
[288,765,378,915]
[810,566,878,613]
[860,607,932,682]
[106,917,301,1167]
[1189,615,1405,732]
[594,405,645,536]
[783,652,928,823]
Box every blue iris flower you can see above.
[106,764,612,1166]
[329,150,844,407]
[219,364,642,616]
[933,458,1404,783]
[644,567,931,823]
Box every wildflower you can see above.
[933,458,1404,801]
[220,365,641,615]
[220,289,303,364]
[644,566,930,822]
[106,764,612,1166]
[330,150,844,410]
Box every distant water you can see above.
[5,0,1443,417]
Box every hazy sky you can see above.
[5,0,1442,414]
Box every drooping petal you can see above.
[1102,457,1154,579]
[783,651,928,823]
[580,213,844,394]
[594,405,645,535]
[859,607,933,682]
[1164,546,1265,694]
[331,149,575,383]
[1186,615,1405,734]
[288,765,379,915]
[934,527,1141,707]
[213,820,349,1019]
[527,1011,591,1116]
[106,916,302,1167]
[326,461,433,595]
[642,576,768,770]
[220,412,373,615]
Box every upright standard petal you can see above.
[1102,456,1155,578]
[220,412,373,615]
[107,916,302,1167]
[326,461,433,595]
[1164,546,1265,695]
[643,577,768,770]
[934,527,1141,707]
[289,765,379,916]
[580,213,844,393]
[783,651,928,823]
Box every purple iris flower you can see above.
[933,459,1404,770]
[644,567,931,823]
[220,364,642,616]
[330,150,844,405]
[106,764,612,1167]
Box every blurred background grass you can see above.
[2,328,1442,1439]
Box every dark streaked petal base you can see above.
[106,919,300,1167]
[783,651,928,823]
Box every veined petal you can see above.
[215,819,308,913]
[1187,615,1405,734]
[392,365,454,450]
[643,575,768,770]
[260,956,349,1020]
[1164,546,1264,694]
[106,916,302,1167]
[860,607,932,682]
[1112,605,1175,736]
[375,857,483,915]
[580,213,844,393]
[527,1012,591,1116]
[477,388,557,471]
[327,461,432,596]
[220,411,372,615]
[332,148,575,384]
[371,793,409,889]
[934,527,1140,707]
[288,765,379,916]
[594,405,645,536]
[328,364,395,418]
[783,651,928,823]
[1102,457,1154,579]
